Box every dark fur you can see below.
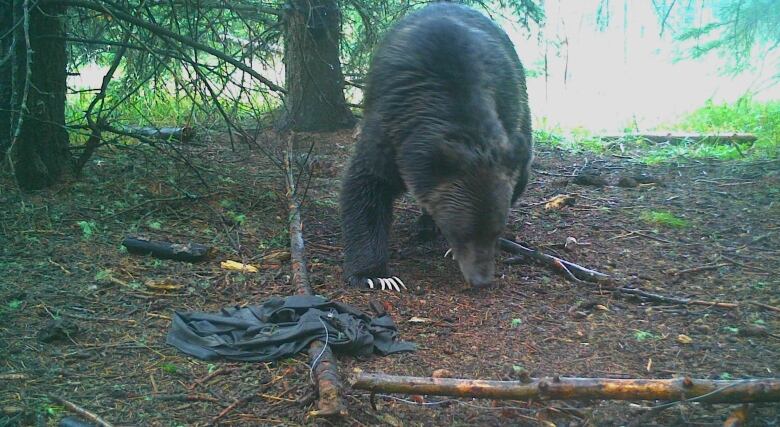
[340,3,533,288]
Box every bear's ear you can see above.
[430,140,476,177]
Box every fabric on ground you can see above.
[166,295,416,362]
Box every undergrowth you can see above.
[534,96,780,163]
[640,210,689,229]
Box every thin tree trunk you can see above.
[281,0,355,131]
[351,373,780,404]
[0,0,12,152]
[7,1,70,190]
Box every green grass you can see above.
[640,210,689,228]
[534,97,780,163]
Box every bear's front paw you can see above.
[347,275,407,292]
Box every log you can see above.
[351,373,780,404]
[599,132,757,145]
[121,236,211,262]
[284,134,347,418]
[118,125,195,142]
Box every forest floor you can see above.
[1,129,779,427]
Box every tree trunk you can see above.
[281,0,355,132]
[5,1,70,190]
[0,0,12,152]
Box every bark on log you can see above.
[284,134,347,418]
[600,133,757,145]
[118,125,195,142]
[351,373,780,404]
[122,236,210,262]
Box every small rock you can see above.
[564,236,578,251]
[739,324,769,337]
[694,324,712,334]
[617,176,639,188]
[633,174,659,184]
[37,319,78,343]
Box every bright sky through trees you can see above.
[500,0,780,132]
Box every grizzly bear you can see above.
[340,3,533,291]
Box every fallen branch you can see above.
[599,132,757,145]
[351,373,780,404]
[614,287,739,309]
[208,391,257,426]
[51,397,114,427]
[499,238,609,283]
[118,125,195,142]
[750,301,780,313]
[284,134,347,418]
[122,236,211,262]
[499,238,739,309]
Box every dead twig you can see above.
[614,287,739,309]
[720,255,774,274]
[750,301,780,313]
[187,366,239,390]
[51,397,114,427]
[500,238,738,309]
[350,373,780,404]
[672,263,729,276]
[499,238,609,283]
[209,391,257,426]
[284,134,347,418]
[153,393,221,404]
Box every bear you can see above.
[339,3,533,291]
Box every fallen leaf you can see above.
[145,280,183,291]
[677,334,693,344]
[220,260,258,273]
[544,194,576,210]
[262,250,291,262]
[432,369,453,378]
[408,316,432,323]
[594,304,609,311]
[410,394,425,404]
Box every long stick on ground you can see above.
[499,238,738,309]
[499,238,609,283]
[284,134,347,418]
[351,373,780,404]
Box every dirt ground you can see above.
[1,129,779,426]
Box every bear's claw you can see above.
[352,276,407,292]
[444,248,455,260]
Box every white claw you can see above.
[444,248,452,258]
[379,278,387,290]
[393,276,407,290]
[366,278,374,289]
[388,277,400,292]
